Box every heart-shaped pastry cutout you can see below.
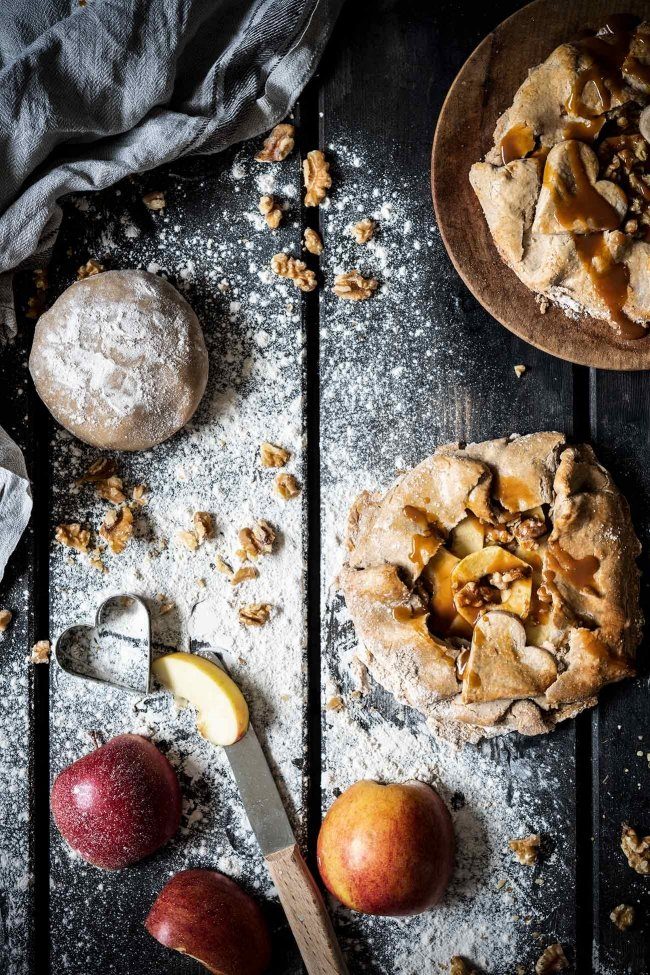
[54,593,153,695]
[461,610,557,704]
[533,141,627,234]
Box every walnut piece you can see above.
[143,190,166,211]
[260,442,290,468]
[259,195,283,230]
[490,566,530,590]
[255,123,295,162]
[95,475,126,504]
[100,507,133,555]
[193,511,214,544]
[215,555,234,577]
[450,959,476,975]
[535,944,569,974]
[304,227,323,255]
[231,565,259,586]
[350,218,375,244]
[455,580,498,609]
[132,484,148,504]
[55,523,91,554]
[610,903,635,930]
[77,458,118,483]
[275,472,301,500]
[30,640,51,664]
[77,259,104,280]
[513,516,547,544]
[514,364,526,378]
[621,823,650,874]
[176,530,199,552]
[332,270,378,301]
[0,609,12,632]
[326,695,344,711]
[89,547,107,573]
[509,834,541,866]
[239,603,271,627]
[238,520,276,559]
[270,253,317,292]
[303,149,331,206]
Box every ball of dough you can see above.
[29,270,209,451]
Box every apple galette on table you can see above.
[340,433,642,744]
[469,16,650,339]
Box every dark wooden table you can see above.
[0,2,648,973]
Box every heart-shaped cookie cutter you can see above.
[54,593,153,695]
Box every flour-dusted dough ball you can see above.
[29,270,209,451]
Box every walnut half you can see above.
[255,123,295,163]
[332,271,378,301]
[239,603,271,627]
[55,523,91,554]
[610,903,635,930]
[303,149,331,206]
[99,507,133,555]
[535,944,569,974]
[270,253,317,293]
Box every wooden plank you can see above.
[590,373,650,974]
[318,2,579,972]
[45,147,307,972]
[0,321,37,975]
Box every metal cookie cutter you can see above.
[54,593,153,696]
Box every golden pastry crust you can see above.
[469,18,650,339]
[340,433,642,744]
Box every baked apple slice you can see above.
[449,514,485,559]
[451,546,533,625]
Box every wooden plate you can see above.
[431,0,650,371]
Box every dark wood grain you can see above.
[590,374,650,974]
[432,0,650,371]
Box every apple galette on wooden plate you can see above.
[340,433,642,744]
[469,16,650,339]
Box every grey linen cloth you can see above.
[0,0,343,576]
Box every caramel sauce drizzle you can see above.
[574,234,645,339]
[543,141,622,231]
[568,16,640,120]
[494,474,538,512]
[500,123,536,165]
[546,540,600,595]
[403,505,444,572]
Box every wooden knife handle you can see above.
[266,843,349,975]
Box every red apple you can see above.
[50,733,181,869]
[145,869,272,975]
[317,779,455,916]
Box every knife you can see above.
[203,653,349,975]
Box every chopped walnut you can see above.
[157,598,175,616]
[350,218,375,244]
[77,259,104,280]
[270,253,317,292]
[33,268,48,292]
[326,695,344,711]
[55,523,91,554]
[509,834,541,866]
[231,565,259,586]
[490,566,531,590]
[513,516,547,544]
[303,149,331,206]
[95,475,126,504]
[238,520,276,559]
[260,442,291,468]
[275,473,301,500]
[30,640,51,664]
[176,530,199,552]
[332,270,378,301]
[143,190,166,211]
[238,603,271,627]
[450,959,476,975]
[215,555,234,577]
[193,511,214,544]
[304,227,323,255]
[535,944,568,974]
[99,507,133,555]
[514,364,526,378]
[89,547,107,573]
[536,583,553,605]
[132,484,148,504]
[77,458,118,483]
[454,580,498,609]
[610,903,635,930]
[259,195,283,230]
[484,524,515,547]
[0,610,12,632]
[255,123,295,162]
[621,823,650,874]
